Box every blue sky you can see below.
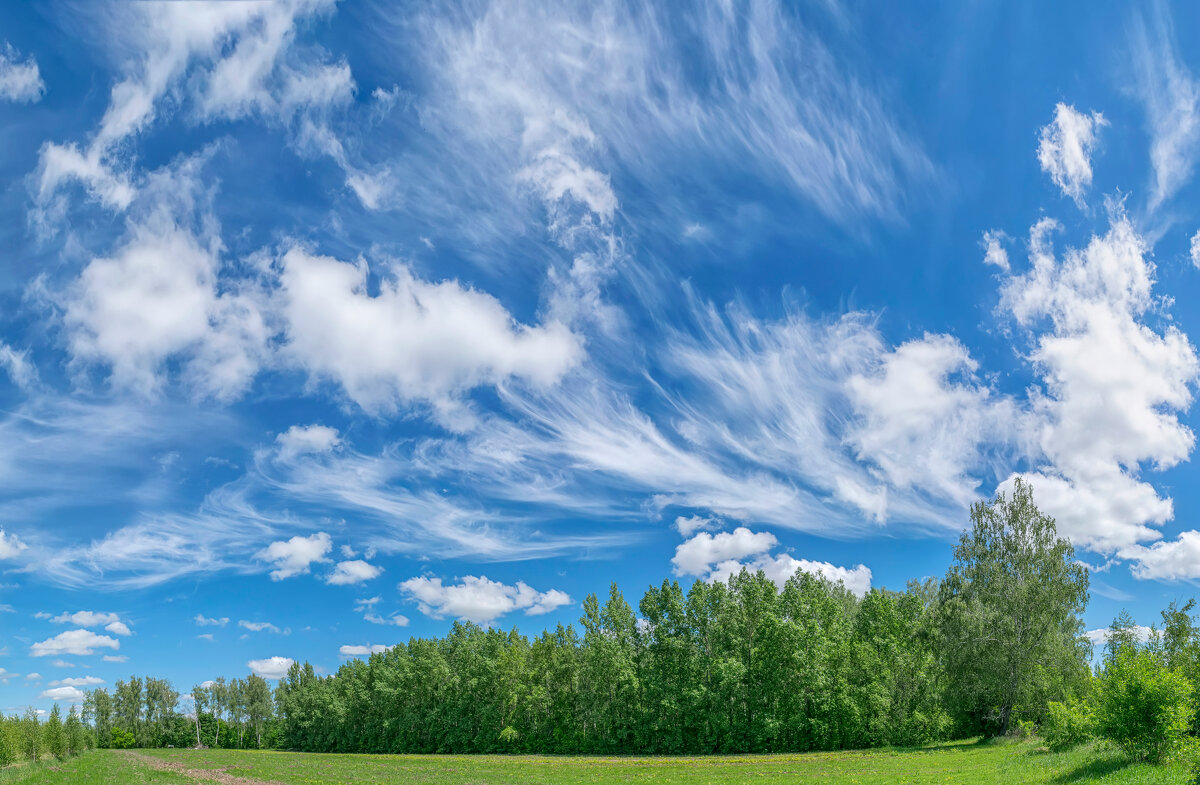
[2,0,1200,710]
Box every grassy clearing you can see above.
[0,751,197,784]
[125,739,1193,785]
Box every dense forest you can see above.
[2,480,1197,765]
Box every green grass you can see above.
[120,740,1194,784]
[0,751,197,784]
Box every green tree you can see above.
[937,478,1090,735]
[65,705,86,755]
[43,704,66,758]
[20,707,41,761]
[1095,647,1194,762]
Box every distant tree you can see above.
[191,684,208,747]
[85,688,114,748]
[937,478,1090,735]
[65,705,86,755]
[20,707,41,761]
[43,704,66,758]
[244,675,273,748]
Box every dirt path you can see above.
[122,751,288,785]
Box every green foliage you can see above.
[937,478,1090,736]
[110,726,136,749]
[1094,647,1195,762]
[1043,697,1095,750]
[42,705,65,759]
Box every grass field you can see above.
[0,740,1193,784]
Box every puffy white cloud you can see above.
[399,575,572,624]
[40,686,86,703]
[339,644,393,657]
[194,614,229,627]
[63,200,268,400]
[1000,212,1199,552]
[1192,230,1200,269]
[247,656,293,680]
[0,43,43,102]
[1120,530,1200,580]
[279,248,582,421]
[326,560,382,585]
[276,425,341,462]
[364,612,409,627]
[256,532,332,581]
[847,334,1013,509]
[31,630,120,657]
[982,230,1010,272]
[674,516,720,537]
[1037,103,1105,205]
[671,527,777,577]
[708,553,873,597]
[50,611,119,627]
[49,676,103,687]
[104,622,132,637]
[0,529,27,559]
[101,656,127,663]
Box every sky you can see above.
[2,0,1200,711]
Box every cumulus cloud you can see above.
[279,248,582,423]
[31,629,120,657]
[364,612,409,627]
[671,527,777,577]
[399,575,572,624]
[0,43,44,102]
[708,553,873,597]
[40,686,86,703]
[326,559,382,585]
[339,644,393,657]
[50,611,119,627]
[1121,530,1200,580]
[999,211,1198,553]
[256,532,332,580]
[247,656,294,680]
[105,622,132,637]
[674,515,720,537]
[1037,103,1106,206]
[49,676,103,687]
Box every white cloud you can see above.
[31,630,120,657]
[1130,7,1200,211]
[101,656,127,663]
[1085,625,1154,648]
[847,333,1013,509]
[1120,530,1200,580]
[0,344,37,391]
[1190,230,1200,269]
[194,614,229,627]
[0,43,44,103]
[279,248,582,422]
[256,532,332,581]
[40,686,86,703]
[49,676,103,687]
[326,559,382,585]
[0,530,27,560]
[238,620,284,634]
[104,622,131,637]
[247,656,294,680]
[671,527,777,577]
[364,612,409,627]
[197,633,214,641]
[1000,211,1199,553]
[982,230,1010,272]
[338,644,393,657]
[399,575,572,624]
[276,425,341,462]
[50,611,119,627]
[674,515,720,537]
[708,553,873,597]
[1037,103,1106,206]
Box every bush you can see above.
[1043,697,1094,750]
[110,727,136,750]
[1094,648,1194,762]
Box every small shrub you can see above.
[1043,698,1095,750]
[110,727,136,750]
[1094,648,1194,762]
[1010,718,1037,740]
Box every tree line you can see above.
[3,479,1198,765]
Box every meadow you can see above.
[0,740,1193,785]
